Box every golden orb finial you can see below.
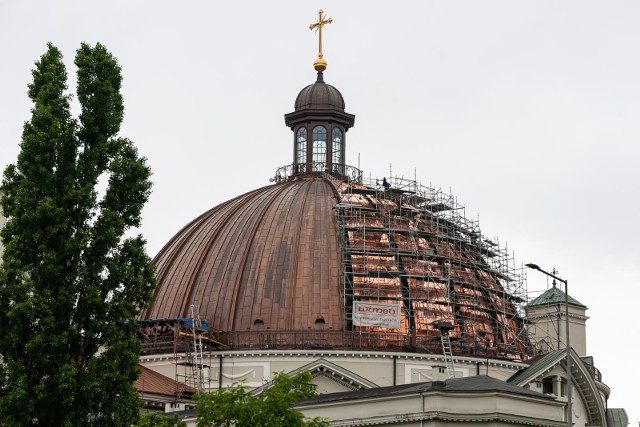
[314,56,328,72]
[309,9,332,72]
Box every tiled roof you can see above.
[134,365,195,397]
[507,349,565,385]
[297,375,553,406]
[528,286,586,308]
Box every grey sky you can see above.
[1,1,638,421]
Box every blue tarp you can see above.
[137,317,209,330]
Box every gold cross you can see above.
[309,9,332,71]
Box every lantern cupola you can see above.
[284,9,355,176]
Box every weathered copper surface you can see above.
[142,177,343,332]
[294,78,345,111]
[284,76,355,132]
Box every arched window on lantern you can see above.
[296,127,307,165]
[312,126,327,171]
[332,128,343,174]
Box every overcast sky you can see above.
[1,1,638,421]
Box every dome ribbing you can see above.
[294,72,346,111]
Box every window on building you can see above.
[296,128,307,165]
[312,126,327,170]
[332,128,343,165]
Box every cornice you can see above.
[527,312,589,321]
[328,410,566,427]
[156,348,530,370]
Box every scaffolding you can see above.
[330,173,533,360]
[138,315,225,400]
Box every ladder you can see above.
[440,329,456,379]
[190,305,205,392]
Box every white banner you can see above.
[353,301,401,329]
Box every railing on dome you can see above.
[214,330,533,361]
[138,318,226,355]
[581,358,603,382]
[273,163,363,184]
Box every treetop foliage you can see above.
[0,42,155,426]
[195,371,329,427]
[136,411,187,427]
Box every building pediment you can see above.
[509,349,606,426]
[251,357,379,396]
[291,358,379,393]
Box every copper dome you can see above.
[143,177,343,332]
[294,72,345,111]
[142,173,532,360]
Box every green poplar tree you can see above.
[0,42,155,426]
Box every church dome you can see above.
[294,72,346,111]
[142,172,532,360]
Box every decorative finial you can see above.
[309,9,332,72]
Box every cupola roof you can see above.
[285,72,355,129]
[294,72,346,111]
[528,285,587,308]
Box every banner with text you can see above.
[353,301,401,329]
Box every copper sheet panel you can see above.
[407,279,448,301]
[402,258,442,277]
[348,230,391,250]
[350,255,398,275]
[353,276,402,298]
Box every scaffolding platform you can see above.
[334,173,533,361]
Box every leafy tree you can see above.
[195,371,329,427]
[0,42,155,426]
[136,412,187,427]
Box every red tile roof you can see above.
[135,365,196,397]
